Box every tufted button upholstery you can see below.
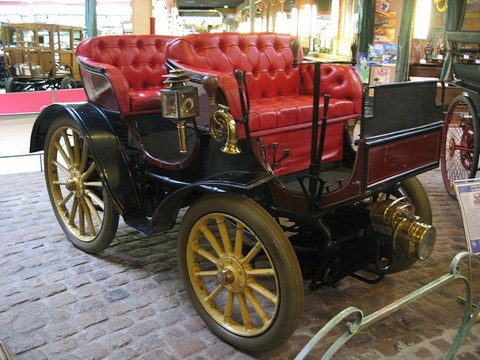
[167,33,363,131]
[76,35,174,114]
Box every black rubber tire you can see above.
[178,193,304,352]
[44,115,119,253]
[60,76,76,89]
[5,77,17,92]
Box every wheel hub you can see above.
[217,256,246,293]
[65,170,84,197]
[447,138,455,157]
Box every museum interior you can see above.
[1,1,480,359]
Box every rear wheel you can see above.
[44,116,119,253]
[441,95,479,197]
[178,193,304,352]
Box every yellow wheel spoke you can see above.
[237,292,254,330]
[195,270,218,277]
[80,141,89,173]
[54,140,72,167]
[195,247,219,265]
[205,284,223,304]
[78,200,85,235]
[80,199,96,235]
[224,291,234,323]
[58,191,74,208]
[85,190,105,211]
[234,224,245,257]
[248,280,278,305]
[68,198,79,226]
[246,268,276,277]
[60,130,75,162]
[84,181,103,187]
[84,196,102,227]
[242,242,263,265]
[82,162,96,181]
[72,130,81,168]
[245,288,270,325]
[216,217,233,255]
[53,180,69,186]
[200,224,225,257]
[53,160,71,177]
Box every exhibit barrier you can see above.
[295,251,480,360]
[0,88,86,115]
[0,152,44,174]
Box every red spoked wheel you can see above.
[441,95,479,197]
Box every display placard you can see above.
[454,179,480,255]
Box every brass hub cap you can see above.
[65,170,85,197]
[217,256,246,293]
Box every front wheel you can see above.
[44,116,119,253]
[178,193,304,352]
[441,95,479,197]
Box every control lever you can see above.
[202,74,219,115]
[235,69,249,121]
[291,40,299,67]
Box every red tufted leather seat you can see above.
[166,33,363,174]
[76,35,175,115]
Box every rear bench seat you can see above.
[166,32,363,175]
[76,35,175,115]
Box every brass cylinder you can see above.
[177,120,187,153]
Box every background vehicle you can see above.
[441,31,480,196]
[30,33,444,352]
[0,49,7,88]
[1,22,83,92]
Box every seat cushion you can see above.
[248,94,356,134]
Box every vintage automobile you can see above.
[30,33,444,352]
[1,23,84,92]
[441,31,480,197]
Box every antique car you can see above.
[30,33,444,352]
[441,31,480,197]
[1,22,84,92]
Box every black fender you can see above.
[30,102,144,218]
[150,171,273,234]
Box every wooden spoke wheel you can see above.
[178,193,303,352]
[44,116,119,253]
[441,95,479,197]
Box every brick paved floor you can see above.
[1,169,479,359]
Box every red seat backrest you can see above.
[76,35,173,90]
[166,32,303,100]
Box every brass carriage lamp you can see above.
[161,69,199,153]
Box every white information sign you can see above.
[454,179,480,255]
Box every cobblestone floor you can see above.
[1,169,479,359]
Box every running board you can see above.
[295,251,480,360]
